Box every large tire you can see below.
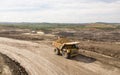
[54,48,60,55]
[62,51,71,59]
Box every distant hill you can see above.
[0,22,120,25]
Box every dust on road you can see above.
[0,37,119,75]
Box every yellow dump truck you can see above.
[52,38,79,59]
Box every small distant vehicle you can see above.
[52,38,79,59]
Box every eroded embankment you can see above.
[0,53,28,75]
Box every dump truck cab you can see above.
[52,38,79,59]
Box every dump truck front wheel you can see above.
[62,52,71,59]
[54,48,60,55]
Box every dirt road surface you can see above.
[0,37,119,75]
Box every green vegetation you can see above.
[0,23,86,30]
[0,23,120,31]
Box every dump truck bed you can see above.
[52,38,70,48]
[52,38,79,49]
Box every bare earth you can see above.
[0,37,120,75]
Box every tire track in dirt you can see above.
[0,37,120,75]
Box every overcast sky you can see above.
[0,0,120,23]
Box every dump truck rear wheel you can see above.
[54,48,60,55]
[62,52,71,59]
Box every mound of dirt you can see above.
[0,53,28,75]
[55,38,71,44]
[79,41,120,59]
